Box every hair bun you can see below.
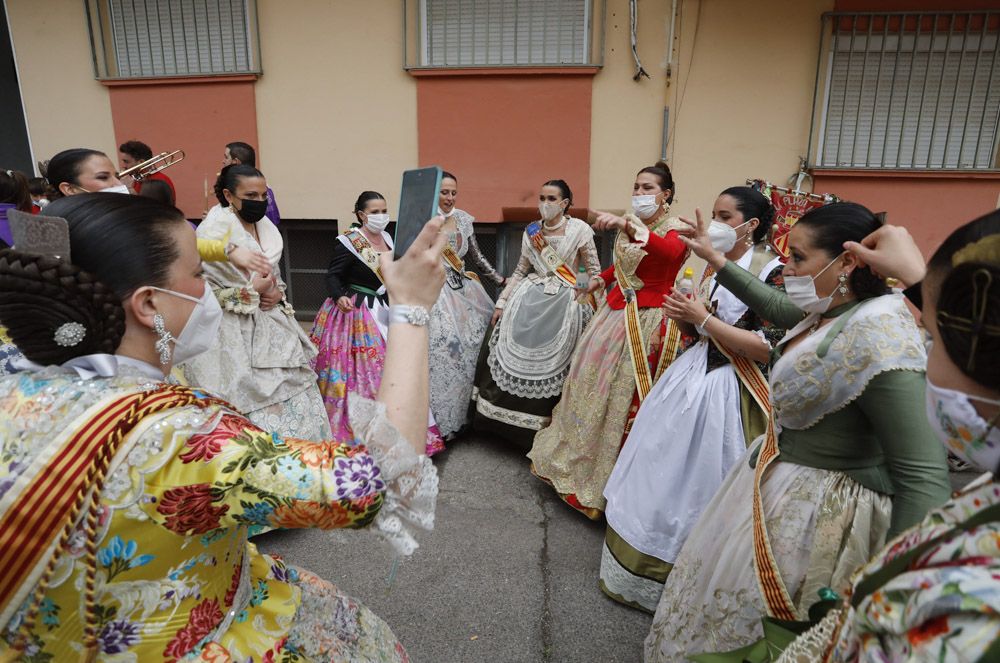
[0,249,125,365]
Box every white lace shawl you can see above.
[769,294,926,430]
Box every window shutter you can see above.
[107,0,254,78]
[820,15,1000,170]
[424,0,588,67]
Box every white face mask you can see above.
[631,194,661,220]
[708,221,738,253]
[150,282,223,365]
[100,184,130,195]
[783,253,843,314]
[364,213,390,233]
[925,376,1000,472]
[437,206,455,218]
[539,201,564,221]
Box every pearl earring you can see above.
[153,313,175,365]
[837,273,850,296]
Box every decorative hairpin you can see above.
[7,210,72,262]
[53,322,86,347]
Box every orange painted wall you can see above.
[106,77,259,219]
[812,172,1000,256]
[415,72,593,222]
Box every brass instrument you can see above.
[117,149,185,182]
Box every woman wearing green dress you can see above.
[644,203,952,662]
[763,213,1000,662]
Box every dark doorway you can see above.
[0,2,32,173]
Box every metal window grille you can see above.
[815,11,1000,170]
[420,0,591,67]
[84,0,261,79]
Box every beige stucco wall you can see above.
[6,0,116,172]
[254,0,418,224]
[589,0,673,212]
[590,0,834,218]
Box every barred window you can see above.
[817,11,1000,170]
[420,0,592,67]
[85,0,261,79]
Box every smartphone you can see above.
[394,166,443,260]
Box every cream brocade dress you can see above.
[183,206,331,440]
[644,295,938,662]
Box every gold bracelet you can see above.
[699,312,713,329]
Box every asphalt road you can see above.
[255,433,650,663]
[255,432,981,663]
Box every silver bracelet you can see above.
[388,304,430,327]
[698,312,713,330]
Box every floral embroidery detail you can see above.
[180,414,242,462]
[97,535,154,580]
[270,500,362,530]
[333,453,386,499]
[286,437,336,469]
[157,484,230,534]
[163,598,223,661]
[99,619,141,654]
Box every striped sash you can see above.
[0,384,208,657]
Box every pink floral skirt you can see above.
[310,297,445,456]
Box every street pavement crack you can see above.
[537,490,554,661]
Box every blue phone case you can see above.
[394,166,443,260]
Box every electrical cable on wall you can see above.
[630,0,650,81]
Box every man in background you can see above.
[222,141,281,224]
[119,140,176,200]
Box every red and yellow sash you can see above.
[0,384,214,659]
[614,256,654,400]
[526,222,578,287]
[526,221,597,310]
[345,229,385,284]
[750,417,797,620]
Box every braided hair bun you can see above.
[0,193,185,366]
[928,209,1000,390]
[0,250,125,364]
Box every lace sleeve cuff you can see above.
[348,397,439,556]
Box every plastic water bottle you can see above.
[676,267,695,297]
[575,264,589,292]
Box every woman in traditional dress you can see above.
[429,171,505,439]
[528,162,689,519]
[471,179,601,445]
[601,186,785,613]
[183,164,330,439]
[644,202,952,662]
[310,191,445,456]
[0,193,446,662]
[729,216,1000,663]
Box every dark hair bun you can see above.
[0,249,125,365]
[937,263,1000,390]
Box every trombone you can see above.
[117,149,185,182]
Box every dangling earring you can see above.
[837,273,850,296]
[744,232,754,248]
[153,313,175,365]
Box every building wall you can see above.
[254,0,419,226]
[588,0,673,212]
[415,70,595,222]
[660,0,834,218]
[6,0,116,169]
[106,77,259,217]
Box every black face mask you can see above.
[237,198,268,224]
